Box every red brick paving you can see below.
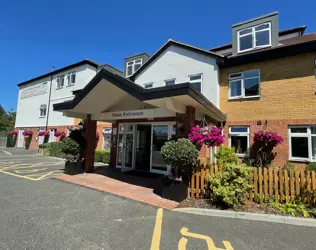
[55,173,179,210]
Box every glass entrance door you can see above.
[117,124,135,172]
[151,125,169,174]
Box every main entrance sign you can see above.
[100,108,175,120]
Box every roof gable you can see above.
[130,40,222,81]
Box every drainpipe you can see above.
[45,66,55,131]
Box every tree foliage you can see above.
[0,105,16,131]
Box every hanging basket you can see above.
[188,125,224,147]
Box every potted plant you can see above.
[7,131,17,147]
[23,130,33,149]
[160,138,199,202]
[61,137,84,174]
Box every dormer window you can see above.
[238,22,271,53]
[126,59,142,77]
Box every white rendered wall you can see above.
[134,45,220,107]
[15,64,97,128]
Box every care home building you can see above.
[15,60,122,150]
[17,12,316,173]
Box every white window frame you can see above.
[228,69,260,99]
[67,72,76,86]
[126,59,143,77]
[57,75,65,89]
[188,73,203,92]
[229,126,250,157]
[237,22,272,53]
[164,78,176,86]
[143,82,153,89]
[288,126,316,162]
[39,104,47,118]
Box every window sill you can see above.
[56,87,64,90]
[228,96,260,101]
[237,153,246,157]
[66,84,75,87]
[39,116,46,118]
[237,45,271,54]
[289,158,310,163]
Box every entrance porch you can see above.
[53,68,226,173]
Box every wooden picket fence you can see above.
[190,164,316,204]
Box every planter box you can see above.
[161,178,188,202]
[64,161,83,175]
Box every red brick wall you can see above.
[223,119,316,168]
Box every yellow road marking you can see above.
[150,208,163,250]
[15,168,47,174]
[0,170,37,181]
[36,170,63,180]
[1,163,42,171]
[179,227,234,250]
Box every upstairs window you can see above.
[189,74,202,92]
[229,70,260,99]
[238,22,271,53]
[39,104,47,117]
[67,72,76,86]
[57,75,64,89]
[165,79,175,86]
[126,59,142,77]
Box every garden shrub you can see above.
[209,163,252,208]
[307,162,316,172]
[282,161,295,171]
[267,197,310,217]
[161,138,199,168]
[60,137,81,162]
[214,146,238,166]
[95,150,110,164]
[44,142,64,158]
[38,143,49,149]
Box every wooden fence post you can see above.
[279,169,284,202]
[290,170,295,201]
[254,168,258,202]
[263,168,268,202]
[284,169,289,202]
[274,168,279,201]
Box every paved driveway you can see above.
[1,149,316,249]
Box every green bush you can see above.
[161,138,199,168]
[209,163,252,208]
[214,146,238,166]
[307,162,316,172]
[267,197,310,217]
[95,150,110,164]
[39,143,49,149]
[60,137,81,162]
[44,142,64,157]
[282,161,295,171]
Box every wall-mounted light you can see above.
[78,121,84,130]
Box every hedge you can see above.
[43,142,64,158]
[95,150,110,164]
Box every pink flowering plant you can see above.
[248,130,284,168]
[8,131,18,135]
[96,131,100,139]
[22,130,33,137]
[54,131,66,137]
[38,131,49,137]
[188,125,224,147]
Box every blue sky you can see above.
[1,0,315,111]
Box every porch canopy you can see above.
[53,68,226,123]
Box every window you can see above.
[165,79,175,86]
[189,74,202,92]
[144,83,153,89]
[67,72,76,86]
[229,70,260,99]
[57,75,64,89]
[229,126,249,156]
[126,59,142,77]
[39,104,47,117]
[289,126,316,162]
[238,22,271,53]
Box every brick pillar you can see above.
[185,106,195,137]
[83,117,97,172]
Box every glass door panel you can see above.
[151,125,169,173]
[117,134,124,166]
[124,134,134,168]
